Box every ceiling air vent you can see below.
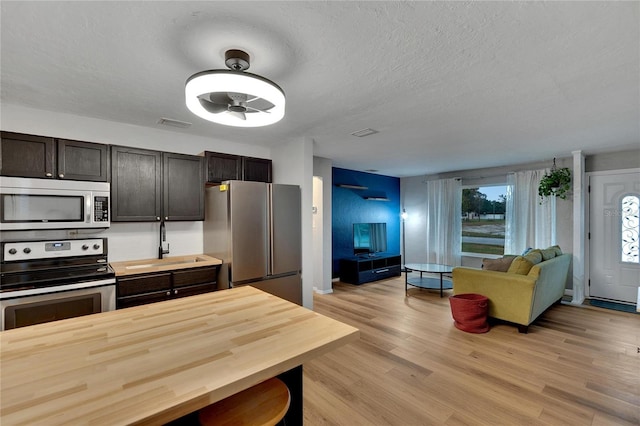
[158,118,192,128]
[350,128,378,137]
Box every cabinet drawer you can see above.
[172,282,217,299]
[117,273,171,297]
[117,290,171,309]
[172,266,218,288]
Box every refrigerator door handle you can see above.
[268,184,275,276]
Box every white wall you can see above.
[586,148,640,172]
[1,104,272,261]
[1,105,316,308]
[312,156,333,294]
[401,158,575,269]
[400,149,640,293]
[1,104,271,157]
[272,137,314,308]
[400,175,428,264]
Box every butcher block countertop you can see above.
[0,286,359,425]
[110,254,222,276]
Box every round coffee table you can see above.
[404,263,453,297]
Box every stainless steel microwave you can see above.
[0,177,110,230]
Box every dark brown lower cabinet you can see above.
[116,266,219,309]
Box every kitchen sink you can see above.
[124,258,205,270]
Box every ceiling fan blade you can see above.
[199,98,228,114]
[228,111,246,120]
[209,92,231,104]
[244,105,271,114]
[245,97,275,112]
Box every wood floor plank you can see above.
[304,277,640,425]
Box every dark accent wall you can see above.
[332,167,401,277]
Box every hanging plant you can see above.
[538,159,571,201]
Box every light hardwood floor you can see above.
[303,277,639,425]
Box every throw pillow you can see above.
[548,245,563,256]
[482,255,516,272]
[507,256,534,275]
[524,249,543,265]
[540,248,556,261]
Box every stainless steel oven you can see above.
[0,177,110,231]
[0,238,115,331]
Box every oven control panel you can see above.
[2,238,107,261]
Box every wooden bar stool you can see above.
[198,377,290,426]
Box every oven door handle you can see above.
[0,278,115,300]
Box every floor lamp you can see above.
[401,209,408,272]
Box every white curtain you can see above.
[505,169,553,254]
[425,178,462,266]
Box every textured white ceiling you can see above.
[1,1,638,177]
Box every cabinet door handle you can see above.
[174,289,178,295]
[58,173,64,178]
[157,217,161,221]
[166,291,171,296]
[165,216,169,221]
[375,268,389,273]
[45,172,53,177]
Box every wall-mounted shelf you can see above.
[363,196,389,201]
[336,184,368,190]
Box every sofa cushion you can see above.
[507,256,534,275]
[548,245,563,256]
[524,250,543,265]
[540,248,556,261]
[482,255,516,272]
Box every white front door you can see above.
[589,170,640,303]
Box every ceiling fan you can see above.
[185,49,285,127]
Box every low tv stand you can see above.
[339,253,402,285]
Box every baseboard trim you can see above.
[313,287,334,295]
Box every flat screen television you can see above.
[353,222,387,255]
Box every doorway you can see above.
[588,169,640,304]
[312,176,324,292]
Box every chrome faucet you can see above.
[159,220,170,259]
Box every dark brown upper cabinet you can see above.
[242,156,272,183]
[111,146,204,222]
[57,138,109,181]
[204,151,242,183]
[163,152,205,221]
[0,131,109,181]
[111,146,162,222]
[203,151,272,184]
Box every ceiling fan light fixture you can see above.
[185,50,285,128]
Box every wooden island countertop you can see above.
[0,286,359,425]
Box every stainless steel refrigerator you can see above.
[203,180,302,305]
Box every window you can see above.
[621,195,639,263]
[461,185,507,255]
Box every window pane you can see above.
[461,186,506,255]
[621,195,639,263]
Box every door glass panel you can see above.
[621,195,639,263]
[2,194,83,222]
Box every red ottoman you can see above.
[449,293,490,333]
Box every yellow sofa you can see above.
[452,253,571,333]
